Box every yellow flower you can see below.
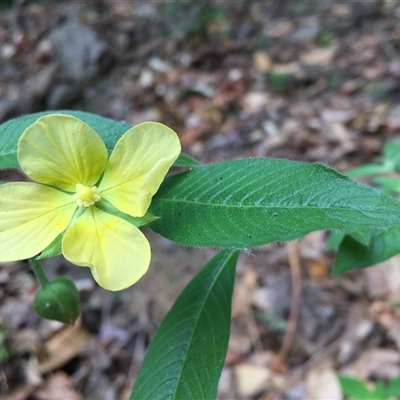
[0,114,181,291]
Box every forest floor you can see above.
[2,1,400,399]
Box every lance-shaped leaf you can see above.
[149,159,400,248]
[131,250,239,400]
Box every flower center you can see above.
[74,184,101,207]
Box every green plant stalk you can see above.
[30,258,49,287]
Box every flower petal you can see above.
[18,114,108,192]
[0,183,76,261]
[62,207,150,291]
[98,122,181,217]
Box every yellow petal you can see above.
[18,114,108,192]
[98,122,181,217]
[0,182,76,261]
[62,207,150,291]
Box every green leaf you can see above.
[33,278,80,324]
[326,228,372,251]
[370,380,385,400]
[333,225,400,274]
[130,250,239,400]
[349,228,373,246]
[373,176,400,196]
[347,164,390,178]
[174,153,202,167]
[383,140,400,172]
[0,110,195,169]
[338,375,371,400]
[386,375,400,397]
[149,159,400,248]
[326,231,345,251]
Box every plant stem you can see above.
[30,259,49,287]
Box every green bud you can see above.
[33,278,80,324]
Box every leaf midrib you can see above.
[153,197,395,213]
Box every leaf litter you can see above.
[2,1,400,399]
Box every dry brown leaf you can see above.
[322,121,352,145]
[179,127,208,147]
[38,324,89,373]
[305,362,343,400]
[217,368,234,399]
[232,268,257,318]
[234,363,271,397]
[299,231,326,260]
[226,325,253,364]
[305,257,330,280]
[242,92,271,114]
[33,372,82,400]
[363,256,400,301]
[369,301,400,351]
[272,62,304,78]
[340,348,400,380]
[332,4,351,16]
[253,51,273,73]
[1,385,36,400]
[300,47,336,66]
[338,304,374,364]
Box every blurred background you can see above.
[2,1,400,399]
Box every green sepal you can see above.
[33,278,80,324]
[96,200,159,227]
[36,233,63,260]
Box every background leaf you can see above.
[333,225,400,274]
[0,110,196,169]
[149,159,400,248]
[173,152,202,167]
[386,375,400,397]
[130,250,239,400]
[338,375,371,400]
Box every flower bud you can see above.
[33,278,80,324]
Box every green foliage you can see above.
[150,159,400,248]
[315,30,333,47]
[333,139,400,274]
[349,140,400,181]
[333,226,400,274]
[3,111,400,398]
[269,72,290,91]
[0,326,10,362]
[131,250,238,400]
[0,0,12,9]
[155,1,228,39]
[339,374,400,400]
